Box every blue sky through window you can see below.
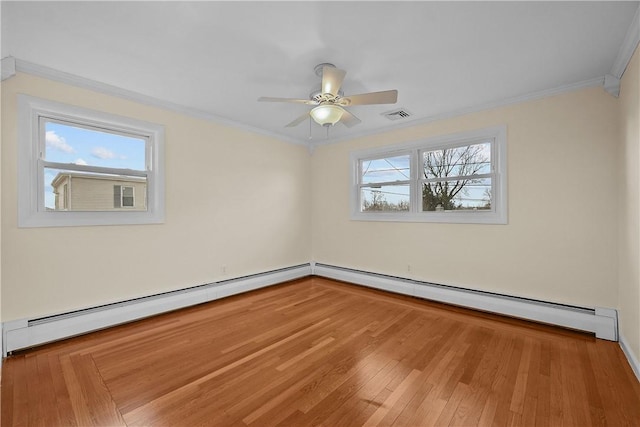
[43,121,147,209]
[45,121,146,170]
[361,155,410,185]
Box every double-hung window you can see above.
[351,126,507,224]
[114,185,136,208]
[18,95,165,227]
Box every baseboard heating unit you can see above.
[311,263,618,342]
[2,264,312,356]
[2,262,619,357]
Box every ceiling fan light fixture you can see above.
[310,104,344,126]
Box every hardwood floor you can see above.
[2,277,640,426]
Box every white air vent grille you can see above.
[382,108,412,121]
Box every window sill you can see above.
[18,210,165,228]
[350,210,507,224]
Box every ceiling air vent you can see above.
[382,108,412,121]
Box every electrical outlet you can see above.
[407,264,411,273]
[222,265,227,275]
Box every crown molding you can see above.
[3,57,616,149]
[317,76,605,147]
[604,74,621,98]
[8,58,307,147]
[1,56,16,81]
[610,4,640,79]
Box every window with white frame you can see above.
[18,95,165,227]
[114,185,135,208]
[351,126,507,224]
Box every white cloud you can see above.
[91,146,127,160]
[74,158,88,165]
[91,147,116,159]
[46,131,75,153]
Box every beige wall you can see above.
[0,66,636,372]
[312,87,620,309]
[618,46,640,364]
[0,61,3,365]
[1,73,311,320]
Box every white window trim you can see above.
[18,94,165,227]
[350,126,507,224]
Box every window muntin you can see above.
[350,126,507,224]
[18,95,165,227]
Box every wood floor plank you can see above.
[362,368,422,426]
[452,332,504,425]
[321,359,408,427]
[24,356,37,426]
[1,356,16,427]
[509,337,534,415]
[2,277,640,426]
[47,353,78,427]
[403,344,471,426]
[33,353,64,427]
[534,357,550,427]
[59,355,98,427]
[123,317,332,424]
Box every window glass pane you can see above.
[44,120,146,171]
[361,155,410,184]
[113,185,122,208]
[422,177,492,211]
[45,168,147,211]
[422,142,491,180]
[122,186,134,197]
[361,185,410,212]
[122,186,135,207]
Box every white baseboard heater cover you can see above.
[312,263,618,341]
[2,264,311,356]
[2,262,619,356]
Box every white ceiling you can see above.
[2,1,638,145]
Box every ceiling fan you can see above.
[258,63,398,128]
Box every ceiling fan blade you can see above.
[322,66,346,96]
[340,109,361,128]
[285,112,310,128]
[341,90,398,106]
[258,97,316,105]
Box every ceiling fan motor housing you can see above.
[314,62,336,77]
[309,86,344,104]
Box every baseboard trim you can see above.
[2,264,311,356]
[312,263,618,341]
[620,334,640,382]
